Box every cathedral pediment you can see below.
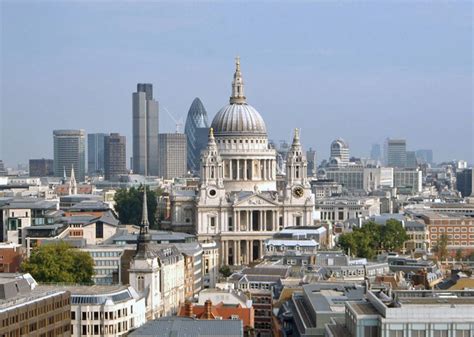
[233,192,280,207]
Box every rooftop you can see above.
[128,316,243,337]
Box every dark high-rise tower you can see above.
[184,98,209,173]
[133,83,159,175]
[87,133,106,174]
[104,133,127,181]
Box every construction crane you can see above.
[162,106,184,133]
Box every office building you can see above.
[456,168,473,197]
[53,129,86,181]
[326,289,474,337]
[370,143,382,161]
[184,97,209,173]
[416,149,433,165]
[306,147,316,177]
[0,273,71,337]
[321,166,393,192]
[104,133,127,181]
[38,284,146,337]
[393,168,422,194]
[158,133,187,179]
[406,150,417,169]
[386,138,407,168]
[87,133,106,174]
[329,139,349,166]
[29,158,54,177]
[0,160,6,176]
[132,83,159,175]
[292,283,365,337]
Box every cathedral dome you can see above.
[211,57,267,137]
[211,103,267,136]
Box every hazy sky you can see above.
[1,1,472,167]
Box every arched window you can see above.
[137,275,145,292]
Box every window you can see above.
[228,217,233,231]
[389,331,404,337]
[96,222,104,239]
[137,275,145,292]
[71,311,75,320]
[82,312,87,320]
[412,330,426,337]
[434,331,448,337]
[210,217,216,228]
[456,330,470,337]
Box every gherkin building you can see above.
[184,97,209,174]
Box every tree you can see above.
[380,219,409,252]
[219,265,232,278]
[337,233,358,257]
[455,248,463,261]
[336,221,409,259]
[436,234,449,261]
[114,186,159,227]
[21,242,94,284]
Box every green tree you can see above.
[436,234,449,261]
[337,233,358,256]
[114,186,159,227]
[219,265,232,278]
[455,248,463,261]
[21,242,94,284]
[380,219,409,252]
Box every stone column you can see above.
[233,241,237,265]
[260,211,264,231]
[246,241,251,264]
[249,210,253,231]
[236,160,240,180]
[236,240,240,265]
[250,241,254,263]
[244,160,247,180]
[259,240,263,259]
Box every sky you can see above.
[1,1,473,168]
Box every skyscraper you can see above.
[416,149,433,165]
[306,147,316,177]
[456,168,473,197]
[53,129,86,181]
[29,159,54,177]
[184,97,209,173]
[329,139,349,166]
[87,133,106,174]
[104,133,127,181]
[370,143,382,161]
[133,83,159,176]
[158,133,187,179]
[387,138,407,168]
[406,151,417,169]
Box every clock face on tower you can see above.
[293,186,304,198]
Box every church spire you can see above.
[69,164,77,195]
[141,186,149,233]
[230,56,246,104]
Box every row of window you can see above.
[76,320,130,336]
[431,227,474,232]
[389,330,470,337]
[89,251,121,257]
[74,306,131,321]
[431,234,474,240]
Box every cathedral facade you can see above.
[171,58,315,266]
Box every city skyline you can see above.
[1,1,472,167]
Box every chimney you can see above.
[184,300,193,317]
[203,299,213,319]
